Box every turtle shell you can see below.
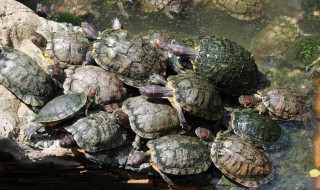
[34,92,87,124]
[194,36,259,96]
[64,111,126,152]
[167,74,224,120]
[63,65,127,106]
[139,0,173,12]
[250,16,300,58]
[211,133,272,188]
[213,0,268,20]
[122,95,180,139]
[53,0,94,17]
[45,31,91,68]
[258,88,311,121]
[92,29,166,87]
[231,110,281,149]
[147,134,211,175]
[0,47,59,107]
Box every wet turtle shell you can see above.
[147,134,211,175]
[167,74,224,120]
[121,95,181,139]
[194,36,259,96]
[230,110,281,149]
[53,0,95,18]
[64,111,127,152]
[211,132,272,188]
[63,65,127,109]
[250,15,300,58]
[92,29,166,87]
[213,0,269,20]
[0,47,59,107]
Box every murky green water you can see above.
[18,0,320,189]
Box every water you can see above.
[16,0,320,189]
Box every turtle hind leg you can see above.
[23,122,44,140]
[157,170,176,186]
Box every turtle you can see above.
[238,87,313,121]
[140,73,224,128]
[195,129,273,188]
[59,111,127,153]
[0,46,59,107]
[23,84,99,139]
[134,0,182,19]
[63,65,128,112]
[112,95,182,149]
[92,28,167,88]
[31,29,92,68]
[223,109,282,149]
[155,35,259,96]
[212,0,269,21]
[126,134,212,186]
[250,14,303,58]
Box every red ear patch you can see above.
[171,48,182,54]
[244,99,252,105]
[119,116,126,121]
[200,132,208,138]
[144,90,153,96]
[52,71,60,76]
[89,90,95,96]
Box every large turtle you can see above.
[195,130,273,188]
[126,134,211,186]
[238,88,313,121]
[0,46,59,107]
[24,84,99,139]
[59,111,127,153]
[140,73,224,128]
[92,28,167,88]
[63,65,128,112]
[112,95,181,149]
[212,0,269,20]
[155,35,259,96]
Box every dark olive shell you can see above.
[194,36,258,96]
[147,134,211,175]
[122,96,180,139]
[167,74,224,120]
[211,133,272,188]
[65,111,126,152]
[92,29,166,87]
[231,110,281,149]
[0,47,59,107]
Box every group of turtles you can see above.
[1,0,318,188]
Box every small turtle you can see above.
[113,95,181,149]
[59,111,127,153]
[223,109,281,149]
[250,13,303,58]
[135,0,182,19]
[195,129,273,188]
[212,0,269,20]
[155,35,259,96]
[0,46,59,107]
[140,73,224,128]
[24,84,99,139]
[301,0,320,20]
[238,88,312,121]
[92,27,167,88]
[126,134,211,186]
[63,65,128,112]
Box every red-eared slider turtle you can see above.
[113,95,181,149]
[92,28,167,88]
[0,46,59,107]
[52,0,96,18]
[59,111,127,152]
[212,0,269,20]
[195,130,273,188]
[126,134,211,185]
[224,109,281,149]
[238,88,312,121]
[31,29,92,68]
[63,65,128,112]
[135,0,182,19]
[140,73,224,128]
[250,14,302,58]
[156,35,259,96]
[24,84,99,139]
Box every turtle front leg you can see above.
[132,135,142,150]
[117,2,130,19]
[23,122,44,140]
[258,102,267,114]
[148,74,168,86]
[171,98,189,129]
[163,6,174,19]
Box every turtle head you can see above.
[195,127,214,142]
[169,0,182,14]
[168,43,198,60]
[85,84,100,102]
[113,108,130,128]
[139,85,173,98]
[47,65,66,84]
[127,151,150,167]
[59,135,77,149]
[30,30,47,48]
[112,18,123,30]
[36,3,51,18]
[154,33,170,50]
[81,22,100,40]
[238,95,261,108]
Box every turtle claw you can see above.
[23,123,43,141]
